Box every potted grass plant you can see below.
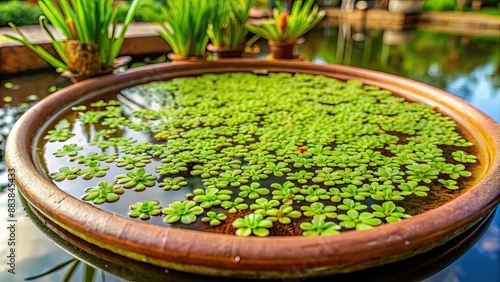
[4,0,139,83]
[144,0,215,62]
[206,0,255,59]
[246,0,325,59]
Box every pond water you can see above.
[0,24,499,281]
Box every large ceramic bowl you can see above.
[6,60,500,279]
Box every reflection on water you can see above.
[0,23,499,281]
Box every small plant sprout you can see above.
[115,168,157,191]
[44,128,75,142]
[250,198,280,216]
[371,201,411,223]
[371,188,405,201]
[444,164,472,179]
[78,161,109,180]
[300,218,341,236]
[452,150,477,163]
[263,162,291,177]
[71,152,117,164]
[115,155,152,170]
[340,184,371,201]
[232,213,273,237]
[190,164,220,178]
[221,197,249,213]
[438,179,460,190]
[210,157,242,171]
[156,161,188,175]
[201,211,227,227]
[301,202,337,219]
[327,188,342,203]
[159,176,188,191]
[271,181,304,205]
[192,188,233,208]
[398,181,430,197]
[82,181,124,204]
[266,205,301,224]
[374,166,405,184]
[337,199,368,211]
[286,170,314,184]
[337,210,382,231]
[50,167,80,182]
[90,100,108,108]
[241,165,269,181]
[218,169,249,187]
[128,201,162,220]
[405,164,439,184]
[362,182,387,194]
[300,185,329,202]
[162,200,204,224]
[312,167,343,186]
[239,182,270,199]
[54,144,83,157]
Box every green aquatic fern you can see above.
[371,201,411,223]
[232,213,273,237]
[438,179,459,190]
[162,200,204,224]
[239,182,270,200]
[82,181,124,204]
[452,150,477,163]
[300,202,337,219]
[116,168,157,191]
[250,198,280,216]
[266,205,301,224]
[221,197,249,213]
[271,181,304,205]
[337,210,382,231]
[300,185,329,202]
[192,188,233,208]
[50,167,80,182]
[129,200,162,220]
[78,161,109,180]
[300,218,341,236]
[398,181,429,197]
[159,177,188,191]
[54,144,83,157]
[201,211,227,226]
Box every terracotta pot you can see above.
[207,44,245,60]
[6,60,500,279]
[267,40,297,60]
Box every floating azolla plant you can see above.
[43,72,480,237]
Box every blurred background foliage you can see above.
[1,0,499,27]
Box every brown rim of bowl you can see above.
[6,59,500,278]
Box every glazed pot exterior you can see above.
[6,60,500,279]
[268,40,297,60]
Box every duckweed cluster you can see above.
[44,72,479,237]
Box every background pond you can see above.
[0,24,498,281]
